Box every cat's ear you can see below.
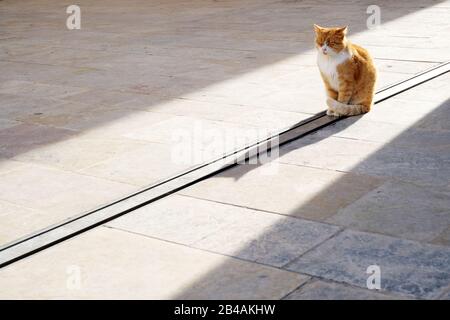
[338,26,348,35]
[313,24,323,33]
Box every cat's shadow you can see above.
[216,113,362,181]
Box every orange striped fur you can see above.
[314,24,377,116]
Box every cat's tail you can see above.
[326,98,370,116]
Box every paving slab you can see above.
[0,165,135,242]
[0,80,89,99]
[0,93,67,120]
[390,72,450,104]
[415,100,450,132]
[286,229,450,299]
[79,143,201,186]
[192,211,340,267]
[0,227,308,299]
[328,180,450,242]
[352,144,450,188]
[109,194,340,267]
[143,98,312,131]
[180,163,384,221]
[108,195,245,245]
[359,98,446,126]
[38,104,173,136]
[61,89,142,107]
[278,134,382,172]
[284,279,408,300]
[303,100,450,189]
[0,200,49,246]
[0,123,76,158]
[313,96,450,145]
[381,127,450,151]
[0,60,91,85]
[121,115,265,148]
[364,46,449,63]
[4,47,118,69]
[314,117,415,144]
[373,60,437,75]
[11,136,148,172]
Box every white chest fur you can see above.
[317,50,351,91]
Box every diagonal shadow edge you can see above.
[0,61,448,269]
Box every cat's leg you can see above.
[326,97,342,116]
[333,78,373,116]
[342,84,374,115]
[337,79,354,105]
[327,75,356,116]
[326,88,338,100]
[359,99,372,114]
[325,88,339,116]
[358,86,375,113]
[320,72,339,116]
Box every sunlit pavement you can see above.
[0,0,450,299]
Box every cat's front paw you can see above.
[326,108,339,117]
[326,99,338,117]
[326,97,338,109]
[326,98,343,117]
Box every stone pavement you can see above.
[1,0,449,247]
[1,0,450,299]
[1,68,450,300]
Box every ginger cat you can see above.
[314,24,377,116]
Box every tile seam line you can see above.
[104,225,413,299]
[102,224,317,278]
[281,228,346,270]
[2,62,449,248]
[175,193,350,229]
[176,192,450,248]
[436,284,450,300]
[279,277,314,300]
[4,46,439,65]
[280,276,420,300]
[0,104,328,251]
[0,61,449,269]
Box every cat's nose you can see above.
[322,48,328,54]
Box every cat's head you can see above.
[314,24,348,55]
